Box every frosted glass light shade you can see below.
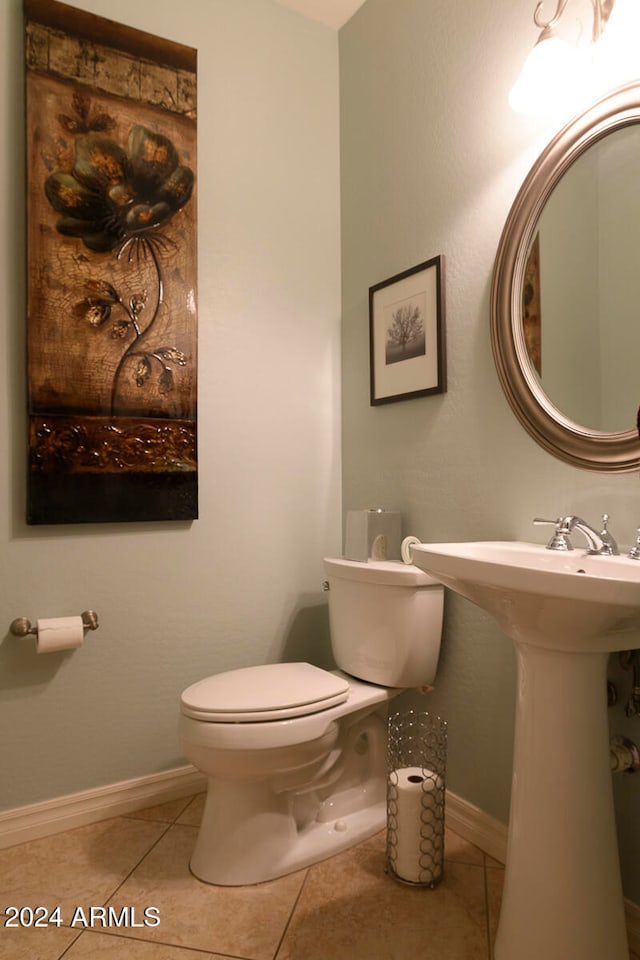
[509,33,591,118]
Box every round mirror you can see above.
[491,83,640,471]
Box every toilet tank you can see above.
[323,558,444,688]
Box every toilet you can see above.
[179,557,444,885]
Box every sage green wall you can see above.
[0,0,341,809]
[340,0,640,903]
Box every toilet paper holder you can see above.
[9,610,99,638]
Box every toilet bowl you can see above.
[179,558,443,886]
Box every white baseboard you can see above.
[445,789,508,865]
[1,772,638,954]
[445,789,640,956]
[0,765,206,850]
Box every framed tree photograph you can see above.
[369,256,446,406]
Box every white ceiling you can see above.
[274,0,367,29]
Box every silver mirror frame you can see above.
[491,83,640,472]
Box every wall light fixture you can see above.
[510,0,640,118]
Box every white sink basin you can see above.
[411,540,640,651]
[410,539,635,960]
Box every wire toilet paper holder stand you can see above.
[387,708,447,888]
[9,610,100,639]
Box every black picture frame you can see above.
[369,255,446,405]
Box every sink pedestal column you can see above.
[494,641,629,960]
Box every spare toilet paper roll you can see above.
[36,616,84,654]
[390,766,443,883]
[401,535,421,564]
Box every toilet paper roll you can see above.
[390,766,443,883]
[36,616,84,654]
[401,535,421,564]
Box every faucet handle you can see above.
[598,514,618,556]
[628,528,640,560]
[533,517,573,551]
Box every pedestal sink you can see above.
[410,540,640,960]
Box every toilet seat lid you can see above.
[181,662,350,722]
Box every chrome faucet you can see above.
[534,514,618,556]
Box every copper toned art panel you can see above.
[25,0,197,522]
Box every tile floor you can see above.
[0,793,635,960]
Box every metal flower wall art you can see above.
[25,0,198,523]
[45,120,194,416]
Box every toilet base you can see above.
[189,776,386,886]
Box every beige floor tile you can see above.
[444,828,485,866]
[126,796,194,824]
[62,929,226,959]
[276,829,490,960]
[484,864,504,948]
[105,824,307,960]
[175,793,204,827]
[0,818,168,922]
[0,923,79,960]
